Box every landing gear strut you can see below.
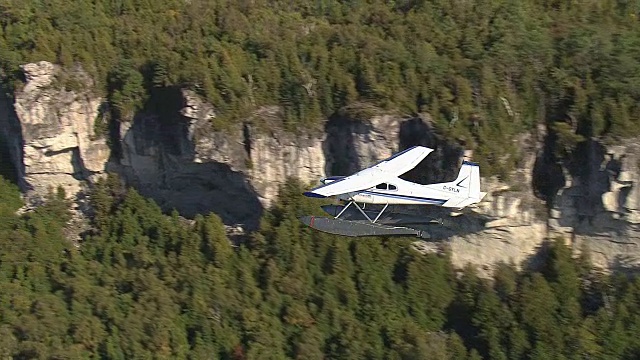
[334,200,388,224]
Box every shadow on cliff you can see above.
[0,136,19,184]
[533,132,633,237]
[322,114,464,182]
[398,118,497,240]
[108,86,263,230]
[398,117,463,184]
[520,238,640,277]
[322,113,361,176]
[0,86,28,189]
[421,209,496,241]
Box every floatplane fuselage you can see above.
[313,160,485,209]
[301,146,487,237]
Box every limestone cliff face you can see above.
[324,113,404,176]
[245,129,325,205]
[0,61,109,203]
[445,152,549,277]
[190,103,325,206]
[113,91,324,228]
[323,112,464,185]
[4,61,640,275]
[548,140,640,272]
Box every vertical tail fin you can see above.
[426,160,487,208]
[463,161,481,199]
[452,161,484,200]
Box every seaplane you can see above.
[300,146,487,238]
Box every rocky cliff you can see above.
[112,90,325,229]
[2,61,640,275]
[0,61,109,204]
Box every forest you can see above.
[0,170,640,359]
[1,0,640,176]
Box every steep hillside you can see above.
[1,61,640,275]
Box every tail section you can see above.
[458,161,481,199]
[441,161,486,208]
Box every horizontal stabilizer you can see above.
[442,197,475,209]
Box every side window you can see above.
[388,184,397,191]
[376,183,387,190]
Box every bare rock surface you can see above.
[0,61,108,203]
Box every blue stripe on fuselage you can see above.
[303,191,327,198]
[360,190,446,204]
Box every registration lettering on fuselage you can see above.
[443,186,460,193]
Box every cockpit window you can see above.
[375,183,398,191]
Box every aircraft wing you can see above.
[367,145,433,174]
[304,146,433,198]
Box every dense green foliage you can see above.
[1,1,640,175]
[2,175,640,359]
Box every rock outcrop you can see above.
[246,125,325,205]
[112,90,324,229]
[549,140,640,272]
[0,61,109,203]
[324,111,404,176]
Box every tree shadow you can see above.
[519,239,554,274]
[518,238,640,277]
[612,253,640,276]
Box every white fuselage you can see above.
[308,147,485,211]
[326,177,463,206]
